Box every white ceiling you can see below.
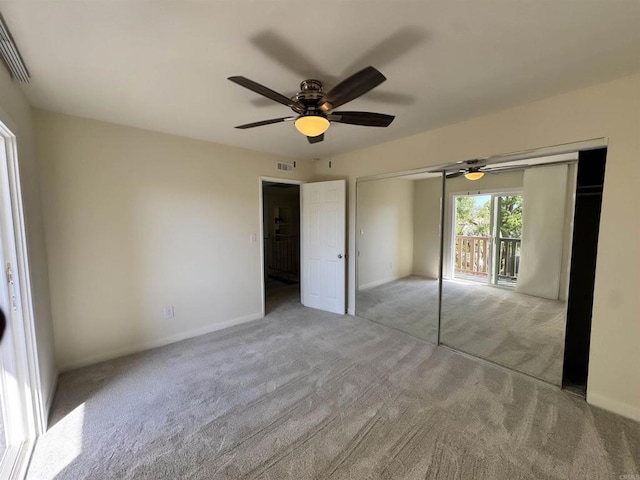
[1,1,639,159]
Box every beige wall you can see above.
[34,110,314,370]
[0,70,56,416]
[356,178,414,289]
[412,177,441,279]
[315,74,640,421]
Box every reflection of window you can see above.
[453,193,523,287]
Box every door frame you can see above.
[0,118,44,478]
[258,177,305,317]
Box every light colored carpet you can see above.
[357,277,566,385]
[441,279,566,385]
[356,276,439,343]
[28,287,638,479]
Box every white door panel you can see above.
[302,180,346,314]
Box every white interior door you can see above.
[301,180,346,314]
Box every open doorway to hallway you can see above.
[262,181,301,312]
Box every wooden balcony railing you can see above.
[455,236,521,281]
[455,236,490,276]
[497,238,521,280]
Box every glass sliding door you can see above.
[453,193,522,288]
[0,121,42,479]
[491,194,523,287]
[0,305,30,478]
[452,194,491,284]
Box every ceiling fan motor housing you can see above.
[294,80,325,112]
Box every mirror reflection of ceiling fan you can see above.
[446,159,527,181]
[228,66,395,144]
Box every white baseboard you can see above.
[59,312,264,372]
[587,391,640,421]
[44,370,59,429]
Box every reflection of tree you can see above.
[499,195,523,238]
[456,197,490,236]
[456,195,523,238]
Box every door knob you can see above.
[337,254,343,259]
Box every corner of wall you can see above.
[587,392,640,422]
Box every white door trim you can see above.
[0,119,44,478]
[258,177,305,317]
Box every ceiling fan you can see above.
[446,160,524,181]
[228,66,395,144]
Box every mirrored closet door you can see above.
[356,172,442,343]
[439,158,578,385]
[354,152,586,387]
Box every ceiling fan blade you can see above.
[228,76,304,113]
[307,133,324,144]
[234,117,296,129]
[328,111,394,127]
[446,171,466,179]
[484,165,528,173]
[317,66,386,112]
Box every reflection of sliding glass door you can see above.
[453,192,522,286]
[453,194,491,283]
[491,194,523,286]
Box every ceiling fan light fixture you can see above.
[294,115,330,137]
[464,171,485,181]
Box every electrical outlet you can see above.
[164,306,175,319]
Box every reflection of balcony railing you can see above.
[497,237,521,280]
[455,236,490,277]
[455,236,521,281]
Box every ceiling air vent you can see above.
[0,14,29,83]
[276,162,294,172]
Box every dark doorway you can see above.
[262,182,301,311]
[562,147,607,395]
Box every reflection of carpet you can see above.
[357,276,439,343]
[357,276,566,385]
[29,288,639,479]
